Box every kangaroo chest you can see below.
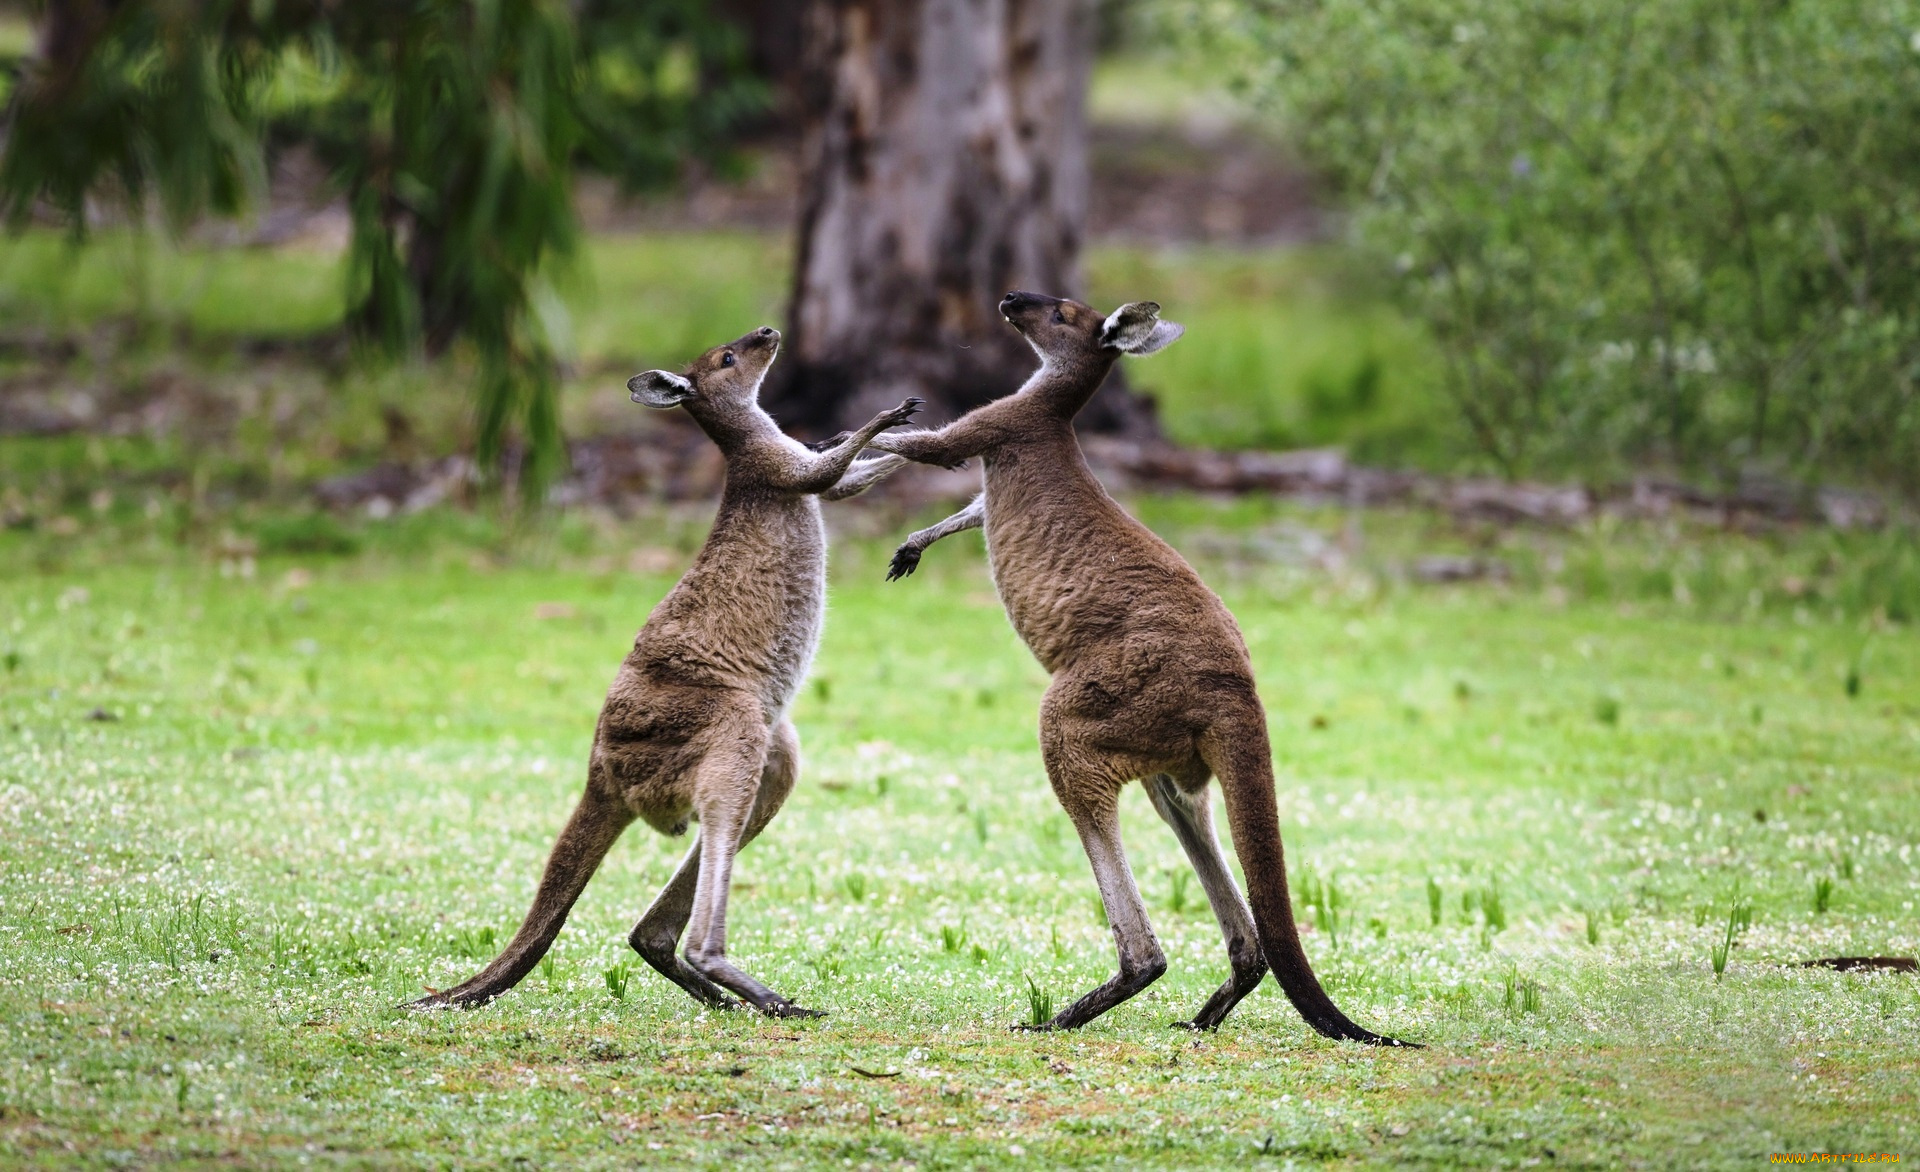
[979,464,1123,674]
[636,497,827,718]
[980,448,1226,679]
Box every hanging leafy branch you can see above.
[0,0,760,497]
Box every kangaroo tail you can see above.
[1202,719,1418,1047]
[409,779,633,1010]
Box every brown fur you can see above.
[874,293,1412,1045]
[412,326,917,1017]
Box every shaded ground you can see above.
[3,353,1895,539]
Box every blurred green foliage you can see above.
[1174,0,1920,493]
[0,0,759,493]
[1089,246,1451,462]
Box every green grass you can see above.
[1087,52,1246,130]
[2,501,1917,1167]
[0,230,347,339]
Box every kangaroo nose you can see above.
[756,326,776,337]
[1001,290,1043,311]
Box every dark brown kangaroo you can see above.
[412,326,917,1017]
[874,293,1412,1045]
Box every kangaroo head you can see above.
[628,326,782,438]
[998,292,1183,414]
[999,290,1183,369]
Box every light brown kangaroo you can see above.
[412,326,917,1017]
[873,293,1412,1045]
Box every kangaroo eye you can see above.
[721,352,736,367]
[1052,309,1066,324]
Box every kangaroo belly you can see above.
[592,498,827,834]
[984,495,1189,667]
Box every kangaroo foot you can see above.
[405,981,501,1012]
[632,933,741,1010]
[686,950,824,1020]
[1171,963,1267,1031]
[760,1000,827,1020]
[1024,959,1167,1031]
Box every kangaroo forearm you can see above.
[815,413,898,477]
[782,401,920,493]
[909,494,984,550]
[886,493,984,581]
[869,423,982,467]
[781,448,861,495]
[821,454,909,501]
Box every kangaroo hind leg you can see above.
[1144,773,1267,1030]
[1028,738,1166,1029]
[629,720,801,1009]
[679,717,821,1018]
[628,841,734,1008]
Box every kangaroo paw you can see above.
[887,546,922,581]
[881,397,925,428]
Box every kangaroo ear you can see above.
[1100,301,1185,355]
[627,370,695,408]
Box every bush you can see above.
[1172,0,1920,493]
[255,513,359,557]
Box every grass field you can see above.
[2,497,1917,1168]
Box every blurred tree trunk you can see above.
[766,0,1156,437]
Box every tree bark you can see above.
[767,0,1157,437]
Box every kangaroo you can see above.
[412,326,918,1018]
[872,293,1411,1046]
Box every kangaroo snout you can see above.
[1001,290,1048,315]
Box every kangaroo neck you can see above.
[1027,350,1120,419]
[982,423,1103,505]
